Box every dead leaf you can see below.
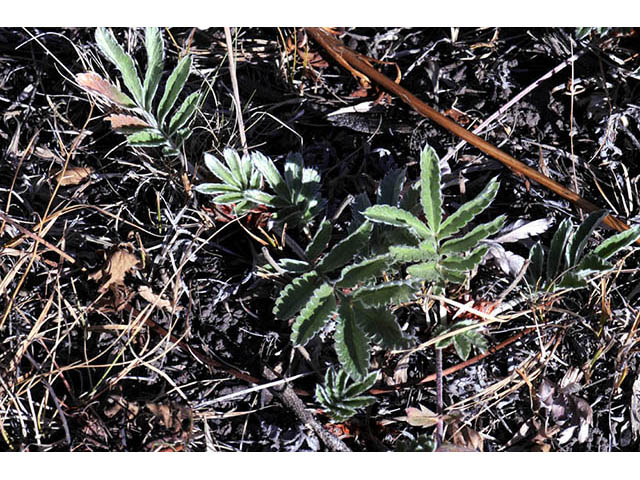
[138,285,182,312]
[55,166,94,186]
[146,402,193,441]
[399,404,447,428]
[89,246,139,293]
[106,114,149,130]
[76,72,135,108]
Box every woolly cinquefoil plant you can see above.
[77,27,200,156]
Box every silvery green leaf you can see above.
[273,271,320,320]
[351,280,416,308]
[223,148,246,186]
[406,261,439,281]
[253,152,289,199]
[203,152,238,187]
[305,220,333,261]
[290,283,336,346]
[440,215,505,254]
[243,189,275,206]
[277,259,310,273]
[316,221,372,273]
[389,244,435,263]
[566,210,607,267]
[592,225,640,260]
[526,241,545,286]
[439,177,500,239]
[284,152,304,203]
[126,129,166,147]
[335,254,392,289]
[168,91,200,135]
[377,168,406,206]
[193,183,240,195]
[335,303,370,381]
[420,145,442,233]
[95,28,144,105]
[353,303,409,350]
[157,55,192,126]
[363,204,432,240]
[143,27,164,110]
[442,245,489,272]
[547,218,572,282]
[208,192,244,205]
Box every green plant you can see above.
[526,210,640,291]
[362,145,504,360]
[77,27,200,156]
[194,148,263,215]
[274,218,414,381]
[315,368,377,422]
[195,148,325,228]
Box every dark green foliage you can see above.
[315,369,377,422]
[525,211,640,291]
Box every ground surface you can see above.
[1,27,640,451]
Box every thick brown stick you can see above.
[305,27,634,237]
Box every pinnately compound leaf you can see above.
[351,280,416,308]
[316,221,373,273]
[273,271,321,320]
[353,303,408,350]
[95,28,143,106]
[363,204,432,240]
[438,177,500,239]
[290,283,336,346]
[305,220,333,262]
[168,91,200,135]
[126,129,167,147]
[592,225,640,260]
[157,55,192,126]
[335,254,392,289]
[335,303,370,380]
[143,27,164,111]
[440,215,505,254]
[420,145,443,233]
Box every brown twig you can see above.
[369,327,536,394]
[224,27,248,155]
[305,27,636,239]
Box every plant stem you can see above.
[435,346,443,445]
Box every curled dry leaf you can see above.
[55,166,94,186]
[89,247,139,293]
[106,114,149,130]
[138,285,182,312]
[76,72,135,108]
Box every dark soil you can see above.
[1,27,640,452]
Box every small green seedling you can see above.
[196,148,325,228]
[315,368,377,422]
[526,210,640,291]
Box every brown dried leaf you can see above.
[76,72,135,108]
[89,247,139,293]
[106,114,149,130]
[138,285,182,312]
[402,404,439,428]
[55,166,94,186]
